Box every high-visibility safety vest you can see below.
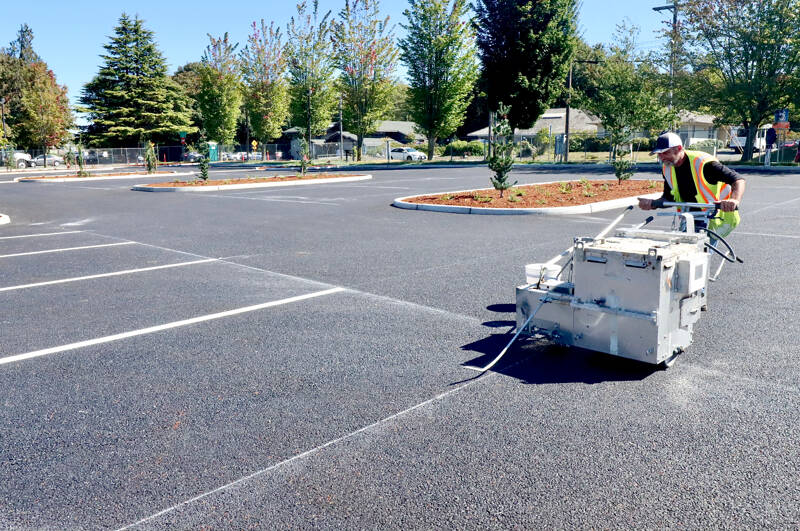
[662,150,740,237]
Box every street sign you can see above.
[251,140,258,150]
[775,109,789,123]
[179,131,187,139]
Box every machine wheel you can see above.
[17,160,27,168]
[53,161,60,167]
[406,156,412,161]
[660,349,682,369]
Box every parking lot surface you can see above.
[1,165,799,528]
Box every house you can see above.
[466,108,601,141]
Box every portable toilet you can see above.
[207,141,219,162]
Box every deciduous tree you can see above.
[196,33,243,145]
[240,20,290,145]
[333,0,398,160]
[678,0,800,161]
[19,62,73,153]
[576,23,674,159]
[473,0,578,129]
[286,1,338,144]
[399,0,478,160]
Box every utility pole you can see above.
[653,0,679,112]
[564,60,600,163]
[306,87,312,160]
[0,97,6,141]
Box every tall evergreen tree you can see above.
[286,1,338,143]
[474,0,578,129]
[333,0,399,160]
[400,0,478,160]
[196,33,243,145]
[6,24,41,64]
[81,14,195,147]
[240,20,291,145]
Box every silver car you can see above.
[31,154,66,167]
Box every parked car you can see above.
[389,147,427,161]
[183,151,204,162]
[84,151,111,165]
[1,151,33,168]
[31,154,66,167]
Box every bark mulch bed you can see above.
[23,171,174,180]
[406,179,662,208]
[146,173,358,188]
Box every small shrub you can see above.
[648,180,658,189]
[473,193,493,203]
[507,194,520,202]
[559,182,573,194]
[197,133,209,181]
[440,194,453,200]
[601,183,609,192]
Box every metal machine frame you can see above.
[468,203,741,372]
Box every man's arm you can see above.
[720,178,745,212]
[638,180,670,210]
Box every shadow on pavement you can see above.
[456,302,658,385]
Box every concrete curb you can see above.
[0,213,10,225]
[392,180,662,216]
[18,172,178,183]
[132,174,372,192]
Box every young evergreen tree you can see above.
[487,103,517,197]
[286,1,338,144]
[196,33,243,145]
[333,0,399,160]
[240,20,291,146]
[81,13,195,147]
[400,0,478,160]
[474,0,578,129]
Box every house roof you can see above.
[466,108,601,138]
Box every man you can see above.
[639,132,745,237]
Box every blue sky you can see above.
[2,0,671,108]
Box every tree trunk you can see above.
[356,135,363,162]
[741,124,755,162]
[427,136,435,161]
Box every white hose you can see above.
[464,299,547,373]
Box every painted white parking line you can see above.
[0,259,217,292]
[117,355,512,530]
[0,241,135,258]
[0,287,345,366]
[736,231,800,240]
[0,230,84,240]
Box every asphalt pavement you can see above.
[0,164,798,528]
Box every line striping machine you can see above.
[468,202,742,372]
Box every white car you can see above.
[389,147,427,161]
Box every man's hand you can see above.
[719,199,739,212]
[638,197,657,210]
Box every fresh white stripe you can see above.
[0,241,134,258]
[0,259,217,292]
[117,367,489,530]
[0,287,345,366]
[735,231,800,240]
[0,230,83,240]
